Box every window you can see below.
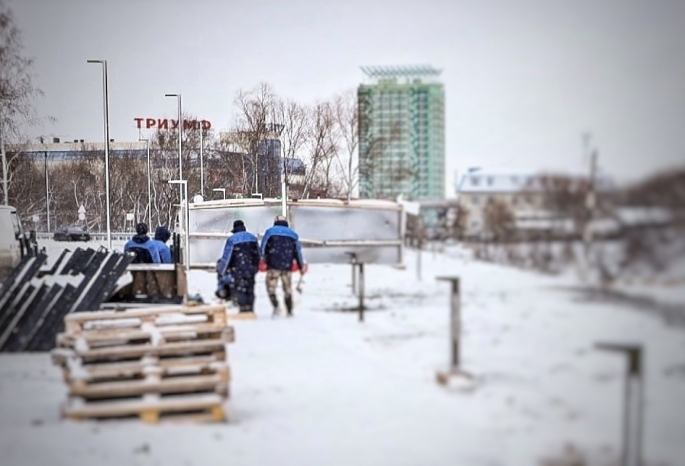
[471,196,479,205]
[471,176,480,186]
[487,177,494,186]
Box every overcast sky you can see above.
[9,0,685,193]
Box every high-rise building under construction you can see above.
[358,65,445,200]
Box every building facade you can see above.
[456,167,615,238]
[358,65,445,201]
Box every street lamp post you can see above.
[168,179,189,271]
[200,124,204,198]
[44,151,50,231]
[212,188,226,200]
[165,94,183,205]
[139,137,152,227]
[87,59,112,250]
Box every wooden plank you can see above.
[56,330,234,363]
[63,393,226,423]
[59,353,227,383]
[68,370,229,399]
[64,304,226,334]
[56,323,229,350]
[227,312,257,321]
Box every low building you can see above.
[456,167,614,239]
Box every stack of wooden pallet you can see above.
[51,304,234,423]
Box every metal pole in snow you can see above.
[595,343,644,466]
[358,262,365,323]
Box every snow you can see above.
[1,244,684,465]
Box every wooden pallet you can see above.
[53,304,234,424]
[63,304,227,334]
[63,393,226,423]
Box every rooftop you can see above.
[360,65,442,81]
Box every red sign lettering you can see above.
[134,118,213,131]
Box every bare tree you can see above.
[0,1,50,205]
[331,90,358,201]
[302,101,340,198]
[231,83,280,197]
[483,199,515,242]
[274,98,309,197]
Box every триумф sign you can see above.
[134,118,212,130]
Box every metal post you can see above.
[345,252,358,295]
[44,151,50,232]
[87,59,112,250]
[184,181,190,272]
[449,278,460,368]
[437,276,461,370]
[177,95,183,184]
[140,138,151,227]
[0,127,7,205]
[165,94,183,208]
[169,179,190,272]
[358,263,365,323]
[199,124,204,198]
[595,343,644,466]
[281,175,287,217]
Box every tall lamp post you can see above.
[168,179,189,271]
[212,188,226,200]
[44,151,50,231]
[199,124,204,198]
[165,93,183,205]
[87,59,112,250]
[139,137,152,227]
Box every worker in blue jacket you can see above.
[150,226,173,263]
[216,220,260,313]
[260,215,307,317]
[124,223,161,263]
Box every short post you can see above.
[595,342,644,466]
[358,262,365,322]
[436,276,470,384]
[345,252,358,295]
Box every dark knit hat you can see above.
[231,219,246,233]
[274,215,288,227]
[154,225,171,242]
[136,222,148,235]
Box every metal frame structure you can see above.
[186,198,405,269]
[360,65,443,80]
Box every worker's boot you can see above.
[269,294,280,317]
[285,295,293,317]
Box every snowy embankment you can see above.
[0,242,684,466]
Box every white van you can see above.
[0,205,27,281]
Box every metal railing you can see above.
[35,232,132,242]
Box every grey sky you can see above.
[10,0,685,193]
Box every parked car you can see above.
[54,226,91,242]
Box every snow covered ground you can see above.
[1,242,684,466]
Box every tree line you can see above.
[2,82,404,231]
